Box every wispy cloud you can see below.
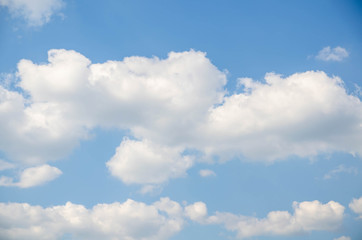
[0,0,64,26]
[316,46,349,61]
[323,165,358,180]
[199,169,216,177]
[334,236,351,240]
[0,159,15,171]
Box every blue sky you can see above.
[0,0,362,240]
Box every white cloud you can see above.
[0,0,64,26]
[0,164,62,188]
[0,197,187,240]
[349,196,362,218]
[204,200,345,239]
[316,46,349,61]
[323,165,358,179]
[1,49,362,187]
[185,201,208,222]
[334,236,351,240]
[199,169,216,177]
[106,138,193,185]
[204,71,362,161]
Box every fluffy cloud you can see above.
[349,196,362,218]
[199,169,216,177]
[0,197,348,240]
[0,0,64,26]
[204,200,345,239]
[185,201,208,222]
[106,138,193,185]
[0,164,62,188]
[1,49,226,186]
[204,71,362,161]
[1,49,362,187]
[0,197,188,240]
[316,46,349,61]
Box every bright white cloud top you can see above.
[106,138,193,185]
[0,1,362,239]
[0,0,64,26]
[0,49,362,187]
[316,46,349,62]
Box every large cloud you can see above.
[204,71,362,161]
[0,198,345,240]
[0,198,188,240]
[195,200,345,239]
[0,0,64,26]
[1,49,362,187]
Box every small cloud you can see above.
[199,169,216,177]
[0,164,62,188]
[323,165,358,180]
[139,184,163,195]
[316,46,349,61]
[349,196,362,219]
[334,236,351,240]
[0,0,65,27]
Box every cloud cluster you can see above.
[316,46,349,62]
[0,197,188,240]
[1,49,362,187]
[0,0,64,26]
[194,200,345,239]
[0,198,348,240]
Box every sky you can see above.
[0,0,362,239]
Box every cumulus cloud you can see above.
[0,197,347,240]
[323,165,358,180]
[106,138,193,185]
[0,164,62,188]
[316,46,349,61]
[0,197,189,240]
[0,0,64,26]
[205,71,362,161]
[203,200,345,239]
[1,49,362,187]
[185,201,208,222]
[199,169,216,177]
[349,196,362,218]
